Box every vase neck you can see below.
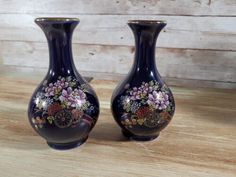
[35,18,79,75]
[128,20,166,73]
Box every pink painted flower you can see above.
[44,77,70,97]
[59,87,86,108]
[147,91,170,110]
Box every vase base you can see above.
[122,130,159,141]
[47,136,88,150]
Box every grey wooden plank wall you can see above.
[0,0,235,88]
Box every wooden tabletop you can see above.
[0,73,236,177]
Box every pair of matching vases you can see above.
[28,18,175,150]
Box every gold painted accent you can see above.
[128,20,167,25]
[35,17,80,22]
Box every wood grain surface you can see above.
[0,0,235,88]
[1,41,236,84]
[0,71,235,177]
[1,14,236,51]
[0,0,235,16]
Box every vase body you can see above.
[111,20,175,141]
[28,18,99,149]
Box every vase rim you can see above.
[35,17,80,23]
[128,20,167,25]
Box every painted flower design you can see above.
[119,81,174,128]
[44,77,69,97]
[47,102,62,116]
[32,116,46,129]
[147,91,170,110]
[32,76,96,129]
[59,87,86,108]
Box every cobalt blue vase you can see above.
[28,18,99,149]
[111,20,175,141]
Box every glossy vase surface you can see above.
[111,20,175,141]
[28,18,99,149]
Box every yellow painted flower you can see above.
[137,118,145,125]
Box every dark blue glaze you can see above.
[28,18,99,149]
[111,20,175,141]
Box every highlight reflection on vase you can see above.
[111,20,175,141]
[28,18,99,149]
